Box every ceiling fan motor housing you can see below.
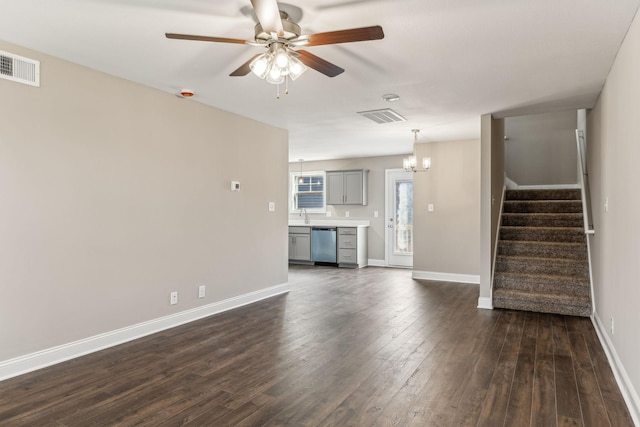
[255,18,301,43]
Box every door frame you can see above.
[384,168,414,268]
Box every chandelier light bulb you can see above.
[409,155,417,169]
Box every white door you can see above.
[385,169,414,267]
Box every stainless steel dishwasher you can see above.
[311,227,337,264]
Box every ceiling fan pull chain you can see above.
[285,75,289,95]
[276,82,280,99]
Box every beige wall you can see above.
[0,40,289,361]
[413,139,481,276]
[479,115,505,303]
[505,110,578,186]
[587,9,640,419]
[288,155,405,261]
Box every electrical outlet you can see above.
[198,285,206,299]
[345,211,350,218]
[374,210,379,218]
[326,211,332,217]
[428,203,434,212]
[170,291,178,305]
[268,202,275,212]
[611,316,615,335]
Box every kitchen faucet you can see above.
[300,208,310,224]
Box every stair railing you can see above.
[576,129,596,317]
[576,129,595,235]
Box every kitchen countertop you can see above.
[288,219,370,227]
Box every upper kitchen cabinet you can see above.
[326,170,368,205]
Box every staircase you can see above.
[493,189,592,317]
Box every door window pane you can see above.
[394,180,413,254]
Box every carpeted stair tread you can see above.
[505,189,581,201]
[496,255,588,277]
[502,212,583,227]
[493,288,591,317]
[494,271,590,294]
[504,200,583,213]
[500,226,586,243]
[497,240,587,260]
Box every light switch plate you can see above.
[231,181,240,192]
[428,204,434,212]
[268,202,275,212]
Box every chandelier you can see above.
[403,129,431,172]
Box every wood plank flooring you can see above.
[0,265,633,426]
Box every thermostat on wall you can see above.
[231,181,240,192]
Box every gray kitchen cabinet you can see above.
[289,227,311,263]
[326,170,368,205]
[337,227,368,268]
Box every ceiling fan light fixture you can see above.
[288,56,307,80]
[251,43,306,85]
[275,47,290,68]
[266,65,284,84]
[250,53,270,79]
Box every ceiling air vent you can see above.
[0,50,40,87]
[357,108,406,124]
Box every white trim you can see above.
[508,183,581,190]
[0,282,290,381]
[412,270,480,284]
[367,259,387,267]
[490,184,507,306]
[477,297,494,310]
[592,313,640,426]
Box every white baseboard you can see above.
[477,297,494,310]
[592,313,640,426]
[412,270,480,284]
[0,282,290,382]
[367,259,386,267]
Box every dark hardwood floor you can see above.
[0,266,633,426]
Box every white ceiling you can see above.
[1,0,638,161]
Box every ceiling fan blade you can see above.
[296,50,344,77]
[303,25,384,47]
[229,54,262,76]
[166,33,248,44]
[250,0,284,36]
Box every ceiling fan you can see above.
[165,0,384,84]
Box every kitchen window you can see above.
[291,171,325,213]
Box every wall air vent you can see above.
[0,50,40,87]
[357,108,406,124]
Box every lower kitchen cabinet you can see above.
[289,226,312,263]
[337,227,368,268]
